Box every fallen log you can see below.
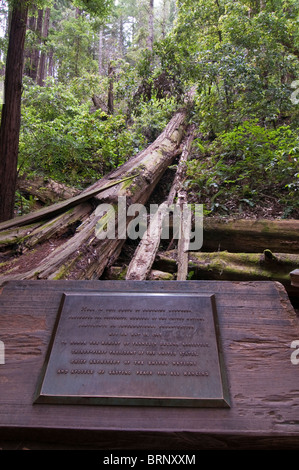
[176,189,191,281]
[0,106,189,285]
[0,174,137,232]
[154,249,299,297]
[0,203,93,250]
[0,221,44,248]
[17,175,79,205]
[174,126,196,280]
[125,201,170,280]
[202,218,299,253]
[125,126,195,281]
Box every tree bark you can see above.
[147,0,154,52]
[107,62,114,114]
[119,16,125,57]
[169,126,195,280]
[98,27,104,76]
[202,218,299,254]
[47,47,54,78]
[176,188,191,281]
[17,175,79,205]
[30,8,43,82]
[24,6,37,77]
[0,2,28,223]
[125,201,170,281]
[37,7,51,86]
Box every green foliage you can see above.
[171,0,299,133]
[50,14,98,82]
[3,0,297,221]
[161,0,299,218]
[18,74,176,187]
[131,93,178,142]
[73,0,112,17]
[111,59,141,115]
[14,191,38,216]
[186,120,299,217]
[19,77,144,186]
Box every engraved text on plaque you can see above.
[35,292,229,407]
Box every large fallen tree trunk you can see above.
[154,249,299,297]
[0,175,137,232]
[202,218,299,253]
[0,106,189,285]
[125,125,195,281]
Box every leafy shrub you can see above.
[19,78,145,187]
[19,76,178,188]
[131,93,178,142]
[186,120,299,217]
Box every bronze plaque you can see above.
[35,292,230,407]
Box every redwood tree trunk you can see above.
[24,6,37,77]
[107,62,114,115]
[98,27,104,76]
[0,3,28,222]
[147,0,154,51]
[30,8,43,82]
[38,7,51,86]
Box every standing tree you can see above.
[30,8,43,81]
[24,5,37,78]
[0,1,28,222]
[37,6,51,86]
[147,0,154,52]
[0,0,112,222]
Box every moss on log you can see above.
[202,218,299,253]
[154,249,299,296]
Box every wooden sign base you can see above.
[0,280,299,450]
